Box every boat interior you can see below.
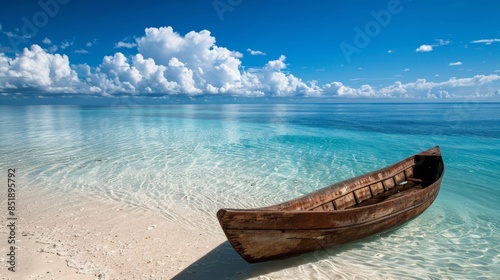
[307,154,443,211]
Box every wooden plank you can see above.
[310,202,335,211]
[354,187,371,204]
[310,205,323,212]
[369,182,384,196]
[321,202,335,211]
[394,172,406,184]
[334,193,356,210]
[383,178,395,190]
[404,167,414,178]
[223,194,439,263]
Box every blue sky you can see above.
[1,0,500,101]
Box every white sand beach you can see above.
[4,185,386,280]
[2,187,337,280]
[0,188,234,279]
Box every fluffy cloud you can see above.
[449,61,462,66]
[378,81,407,97]
[41,37,58,53]
[0,27,307,96]
[416,39,450,52]
[0,45,80,93]
[375,75,500,98]
[308,75,500,98]
[264,55,287,71]
[416,44,433,52]
[247,48,266,55]
[257,55,318,96]
[322,82,375,97]
[136,27,247,94]
[0,27,499,99]
[66,27,314,96]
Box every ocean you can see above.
[1,102,499,279]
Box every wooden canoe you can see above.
[217,146,444,263]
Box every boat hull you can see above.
[217,147,444,263]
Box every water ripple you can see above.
[1,104,499,278]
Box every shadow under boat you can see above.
[171,227,404,280]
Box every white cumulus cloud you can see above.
[0,45,81,93]
[416,45,433,52]
[247,48,266,55]
[135,27,248,94]
[57,26,315,96]
[264,55,287,71]
[322,82,375,97]
[416,39,451,52]
[312,75,500,98]
[0,27,499,99]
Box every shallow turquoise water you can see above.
[1,102,499,278]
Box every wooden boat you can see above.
[217,146,444,263]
